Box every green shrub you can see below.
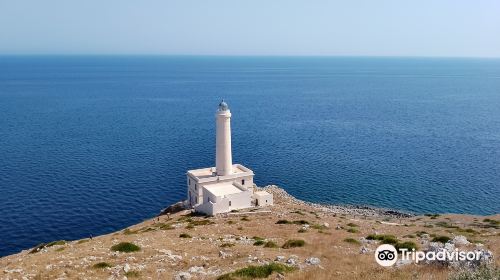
[298,228,307,233]
[227,220,235,225]
[220,243,235,248]
[432,235,450,243]
[253,236,264,241]
[435,221,458,229]
[241,216,250,221]
[311,224,327,230]
[282,239,305,249]
[93,262,112,269]
[292,220,309,225]
[396,241,418,251]
[253,240,265,246]
[482,219,499,228]
[425,214,440,219]
[187,219,214,227]
[276,220,291,224]
[344,238,360,245]
[366,234,398,245]
[123,228,138,235]
[110,242,140,253]
[483,218,499,225]
[217,263,294,280]
[415,231,428,237]
[291,210,305,216]
[160,224,174,230]
[263,241,279,248]
[347,228,359,233]
[347,223,358,227]
[125,271,140,278]
[179,233,192,238]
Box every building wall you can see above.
[255,192,273,207]
[187,173,254,208]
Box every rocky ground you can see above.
[1,185,499,280]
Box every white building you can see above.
[186,101,273,215]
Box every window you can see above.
[241,179,245,185]
[195,184,197,191]
[229,201,232,206]
[188,179,191,185]
[266,200,268,203]
[195,196,198,203]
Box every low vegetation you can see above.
[425,214,440,219]
[123,228,139,235]
[275,219,309,225]
[282,239,305,249]
[216,263,294,280]
[449,264,500,280]
[159,223,174,230]
[366,234,398,245]
[263,241,279,248]
[431,235,451,243]
[396,241,418,251]
[29,240,66,254]
[92,262,112,269]
[291,210,305,216]
[253,240,265,246]
[110,242,140,253]
[482,219,500,229]
[179,233,192,238]
[311,224,328,230]
[347,228,359,233]
[435,221,459,229]
[344,238,360,245]
[125,271,140,278]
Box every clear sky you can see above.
[0,0,499,57]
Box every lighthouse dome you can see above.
[218,100,229,111]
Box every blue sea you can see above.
[0,56,499,256]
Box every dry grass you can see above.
[1,188,498,280]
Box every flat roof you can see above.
[187,164,254,183]
[255,191,271,196]
[204,182,243,197]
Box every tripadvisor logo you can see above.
[374,244,483,267]
[375,244,398,267]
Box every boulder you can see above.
[305,257,321,265]
[160,201,186,216]
[173,272,192,280]
[275,256,285,262]
[451,236,470,246]
[123,263,130,273]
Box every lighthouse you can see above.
[185,101,273,215]
[215,100,232,176]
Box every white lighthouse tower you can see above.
[186,100,273,215]
[215,100,233,176]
